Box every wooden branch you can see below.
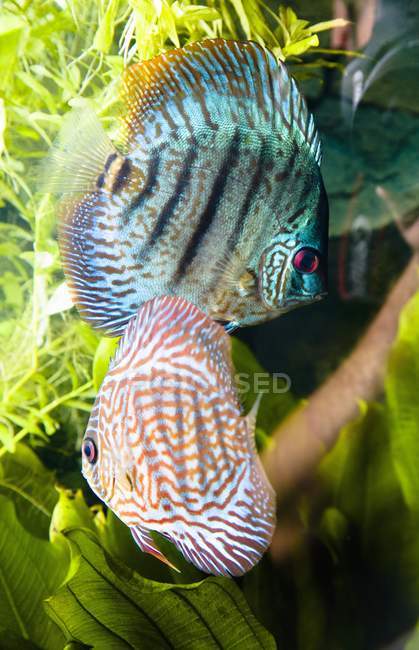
[262,253,419,498]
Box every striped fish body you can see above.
[81,296,275,576]
[48,39,328,336]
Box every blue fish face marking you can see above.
[258,180,328,310]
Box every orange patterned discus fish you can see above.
[81,295,276,576]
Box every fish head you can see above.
[81,391,138,516]
[258,176,329,312]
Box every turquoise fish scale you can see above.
[82,296,276,576]
[50,39,328,335]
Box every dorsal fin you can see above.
[109,296,236,398]
[122,38,321,165]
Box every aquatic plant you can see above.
[0,0,346,460]
[1,0,419,648]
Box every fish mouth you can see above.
[278,291,328,311]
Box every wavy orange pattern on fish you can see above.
[82,296,276,576]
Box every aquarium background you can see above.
[1,0,419,648]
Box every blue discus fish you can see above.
[44,39,328,335]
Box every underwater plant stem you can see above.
[262,254,419,496]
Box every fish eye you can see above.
[292,248,320,274]
[82,437,98,465]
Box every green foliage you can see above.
[6,1,418,648]
[239,291,419,649]
[0,443,58,537]
[385,291,419,511]
[47,528,275,649]
[0,496,68,649]
[0,446,275,649]
[0,0,347,458]
[2,289,419,647]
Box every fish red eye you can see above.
[82,437,97,464]
[293,248,320,274]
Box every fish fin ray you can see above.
[213,252,256,297]
[110,296,238,399]
[168,523,273,577]
[224,321,239,334]
[246,392,263,436]
[39,104,118,195]
[122,39,321,164]
[131,525,180,572]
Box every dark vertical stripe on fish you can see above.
[174,131,241,280]
[147,145,197,246]
[226,151,264,252]
[112,158,132,194]
[287,206,305,224]
[104,152,118,172]
[121,154,160,226]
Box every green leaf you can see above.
[283,34,319,58]
[0,496,68,650]
[46,528,276,649]
[386,291,419,511]
[309,18,350,33]
[92,336,120,391]
[0,444,58,539]
[229,0,251,39]
[316,401,419,644]
[0,417,15,453]
[406,624,419,649]
[0,628,41,649]
[0,13,28,92]
[50,487,96,544]
[93,0,120,54]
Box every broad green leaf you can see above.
[0,496,68,650]
[283,34,319,58]
[161,3,180,47]
[174,4,220,24]
[406,624,419,649]
[46,528,276,649]
[386,291,419,511]
[0,628,40,649]
[50,487,96,544]
[0,444,58,538]
[316,401,419,644]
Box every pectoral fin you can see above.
[131,525,180,572]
